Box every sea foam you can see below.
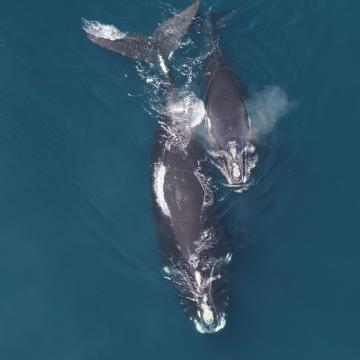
[82,18,127,41]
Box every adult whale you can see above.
[153,92,232,333]
[84,1,232,333]
[202,16,258,192]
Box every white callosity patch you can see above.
[153,162,171,217]
[232,163,241,179]
[82,19,127,41]
[195,271,202,286]
[189,254,199,268]
[200,296,214,325]
[167,247,230,334]
[194,313,227,334]
[167,227,231,334]
[209,141,258,193]
[192,274,220,332]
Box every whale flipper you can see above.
[85,0,200,66]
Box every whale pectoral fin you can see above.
[87,34,157,64]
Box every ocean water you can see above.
[1,0,360,358]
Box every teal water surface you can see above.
[1,0,360,359]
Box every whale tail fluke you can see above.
[86,33,157,64]
[83,0,201,73]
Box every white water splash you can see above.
[247,86,293,136]
[160,91,206,151]
[82,18,127,41]
[165,91,206,129]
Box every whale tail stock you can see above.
[84,0,201,74]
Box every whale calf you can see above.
[202,16,258,192]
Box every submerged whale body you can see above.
[84,0,232,333]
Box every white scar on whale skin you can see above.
[153,162,171,217]
[82,19,127,40]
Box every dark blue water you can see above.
[1,0,359,358]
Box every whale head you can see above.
[204,114,258,191]
[164,247,232,334]
[209,139,258,192]
[189,269,229,334]
[188,257,231,334]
